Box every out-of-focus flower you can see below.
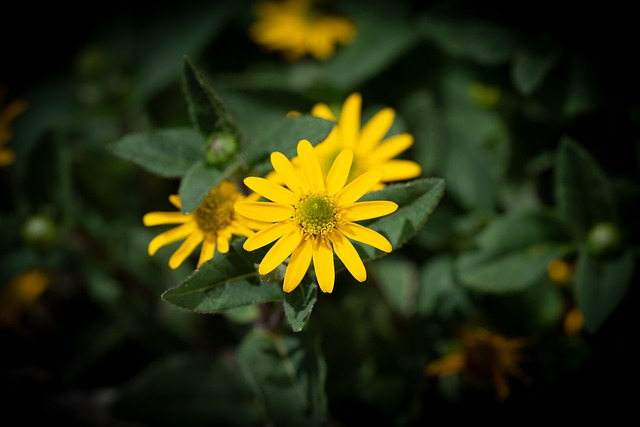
[287,92,422,191]
[143,181,264,270]
[547,258,575,286]
[249,0,357,61]
[0,269,50,328]
[563,306,585,336]
[235,139,397,293]
[0,87,27,167]
[425,328,531,400]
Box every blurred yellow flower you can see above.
[0,269,49,327]
[0,87,27,167]
[547,258,575,285]
[563,306,585,336]
[425,328,530,401]
[235,139,397,293]
[143,181,263,270]
[249,0,356,61]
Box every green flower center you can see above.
[193,186,236,238]
[295,194,338,236]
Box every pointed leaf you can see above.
[369,255,419,317]
[555,137,617,237]
[418,255,472,318]
[237,330,327,427]
[456,210,575,293]
[178,159,240,214]
[161,242,284,313]
[283,282,318,332]
[575,248,635,333]
[511,40,562,95]
[108,128,204,178]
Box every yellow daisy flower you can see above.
[249,0,357,62]
[0,87,28,167]
[234,139,398,293]
[293,92,422,191]
[143,181,262,270]
[425,328,530,401]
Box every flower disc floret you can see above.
[295,194,338,236]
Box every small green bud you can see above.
[22,214,58,250]
[587,221,622,257]
[204,131,237,166]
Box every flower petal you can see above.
[169,194,181,209]
[197,238,216,267]
[271,151,307,194]
[338,222,392,252]
[283,239,313,292]
[297,139,325,192]
[148,222,196,256]
[339,93,361,149]
[243,221,293,251]
[378,160,422,182]
[336,169,384,206]
[313,238,335,293]
[311,103,336,121]
[330,231,366,282]
[259,227,303,275]
[216,233,230,254]
[169,229,204,269]
[367,133,414,163]
[234,201,294,222]
[325,149,353,195]
[143,211,190,226]
[343,201,398,221]
[244,176,299,204]
[358,107,395,155]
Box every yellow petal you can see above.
[148,222,196,256]
[330,231,366,282]
[336,169,384,206]
[338,222,392,252]
[358,107,395,155]
[271,151,307,194]
[143,211,189,226]
[339,93,361,149]
[343,201,398,221]
[283,239,313,292]
[367,133,414,163]
[325,149,353,195]
[258,227,303,275]
[197,239,216,267]
[425,353,466,376]
[378,160,422,182]
[297,139,325,192]
[244,176,299,205]
[216,233,230,254]
[234,201,294,222]
[168,230,204,269]
[169,194,181,209]
[311,103,336,121]
[243,221,292,251]
[313,238,335,293]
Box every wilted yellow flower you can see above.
[0,269,49,327]
[249,0,356,61]
[143,181,263,269]
[235,139,397,293]
[0,87,27,167]
[425,328,530,400]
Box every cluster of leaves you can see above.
[2,0,639,426]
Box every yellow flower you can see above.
[235,139,398,293]
[0,269,49,328]
[143,181,262,270]
[295,93,422,191]
[0,87,28,167]
[249,0,356,61]
[563,306,584,336]
[547,258,575,286]
[425,328,530,401]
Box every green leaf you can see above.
[456,210,575,293]
[369,255,420,317]
[112,353,261,427]
[283,282,318,332]
[356,178,446,261]
[575,248,635,333]
[246,115,335,167]
[178,159,240,214]
[555,137,617,237]
[511,39,562,96]
[237,330,327,427]
[418,255,472,318]
[161,241,284,313]
[108,127,204,178]
[182,57,243,142]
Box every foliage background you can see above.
[2,0,639,425]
